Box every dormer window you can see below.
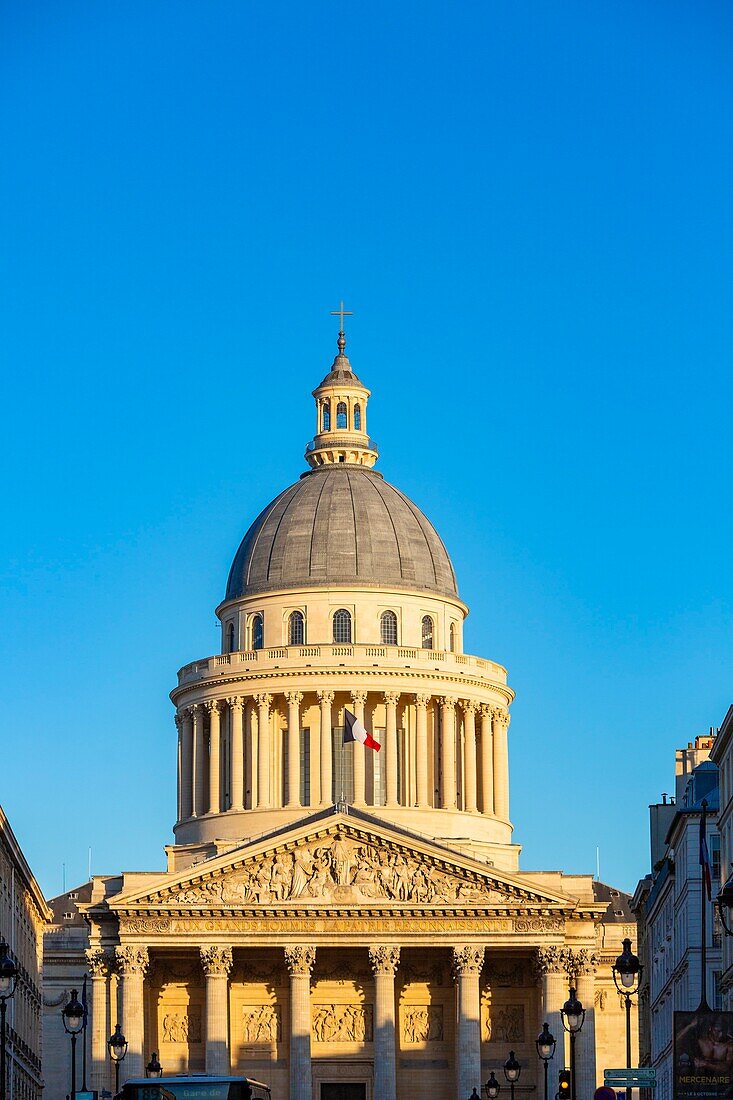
[354,404,362,430]
[336,402,347,429]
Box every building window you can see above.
[252,613,264,650]
[288,610,305,646]
[226,622,235,653]
[323,402,331,431]
[333,608,352,644]
[354,403,362,430]
[449,623,456,652]
[336,401,347,428]
[421,615,434,649]
[380,610,398,645]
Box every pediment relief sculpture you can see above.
[150,830,536,909]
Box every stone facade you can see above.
[0,805,50,1100]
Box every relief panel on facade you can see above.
[401,1005,444,1044]
[161,1009,202,1045]
[241,1005,281,1043]
[312,1003,373,1043]
[483,1004,525,1044]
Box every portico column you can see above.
[180,708,194,820]
[200,946,233,1075]
[536,948,566,1069]
[415,694,430,807]
[440,697,457,809]
[384,692,400,807]
[227,696,245,812]
[115,946,149,1081]
[492,707,510,821]
[351,690,368,805]
[193,703,206,817]
[86,949,112,1094]
[206,701,221,815]
[255,692,272,808]
[463,702,478,813]
[285,946,316,1100]
[309,695,322,807]
[453,946,484,1100]
[286,692,303,808]
[318,690,334,806]
[573,953,597,1099]
[479,705,494,815]
[369,946,400,1100]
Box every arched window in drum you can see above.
[336,401,348,429]
[354,403,362,430]
[380,610,398,645]
[226,621,235,653]
[252,613,264,650]
[322,402,331,431]
[288,610,305,646]
[421,615,434,650]
[449,623,456,652]
[333,608,352,644]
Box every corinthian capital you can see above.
[479,703,494,719]
[86,948,112,978]
[414,693,431,708]
[317,690,335,705]
[226,695,244,713]
[115,945,149,976]
[204,700,221,717]
[254,692,272,708]
[200,945,233,977]
[440,696,456,713]
[286,691,303,706]
[562,948,598,979]
[351,689,368,706]
[452,945,484,977]
[534,947,564,977]
[494,708,510,730]
[369,945,400,976]
[463,700,478,715]
[383,691,400,706]
[174,713,182,732]
[284,946,316,976]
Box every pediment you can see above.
[110,811,579,917]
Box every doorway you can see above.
[320,1086,367,1100]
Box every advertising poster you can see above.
[674,1009,733,1100]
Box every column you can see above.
[536,948,566,1072]
[318,690,334,806]
[245,700,255,808]
[285,946,316,1100]
[415,694,430,807]
[200,946,233,1075]
[463,702,478,813]
[492,707,510,821]
[206,701,221,815]
[369,946,400,1100]
[440,697,457,809]
[479,705,494,815]
[255,693,272,808]
[453,946,484,1100]
[180,709,194,820]
[574,953,597,1099]
[115,946,149,1080]
[310,695,322,807]
[384,692,400,807]
[286,692,303,808]
[351,690,368,805]
[175,715,182,822]
[193,703,206,817]
[86,949,112,1094]
[228,697,245,812]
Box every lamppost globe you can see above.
[62,990,85,1035]
[561,987,585,1034]
[484,1071,501,1099]
[108,1024,128,1063]
[536,1022,556,1061]
[146,1052,163,1079]
[613,938,641,991]
[0,944,18,1000]
[504,1052,521,1084]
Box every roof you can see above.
[317,352,365,388]
[225,464,459,601]
[593,880,634,923]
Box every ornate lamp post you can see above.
[0,942,18,1100]
[483,1071,501,1099]
[108,1023,128,1094]
[536,1021,557,1100]
[613,938,641,1100]
[145,1052,163,1079]
[62,990,85,1100]
[561,987,585,1100]
[503,1050,521,1100]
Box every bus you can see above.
[118,1076,271,1100]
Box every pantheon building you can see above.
[43,329,636,1100]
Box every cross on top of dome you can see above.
[330,299,353,356]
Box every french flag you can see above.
[343,709,381,751]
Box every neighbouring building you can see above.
[632,737,721,1100]
[710,706,733,1009]
[43,325,636,1100]
[0,805,51,1100]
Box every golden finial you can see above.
[330,300,353,354]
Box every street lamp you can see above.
[613,938,641,1100]
[716,867,733,936]
[108,1023,128,1094]
[561,987,585,1100]
[145,1052,163,1079]
[536,1022,556,1100]
[504,1050,521,1100]
[0,942,18,1100]
[62,990,85,1100]
[483,1071,501,1099]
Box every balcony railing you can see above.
[177,644,507,687]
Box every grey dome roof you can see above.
[225,466,458,601]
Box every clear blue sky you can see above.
[2,1,732,899]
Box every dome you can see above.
[225,465,459,601]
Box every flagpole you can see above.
[700,798,709,1009]
[81,974,88,1092]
